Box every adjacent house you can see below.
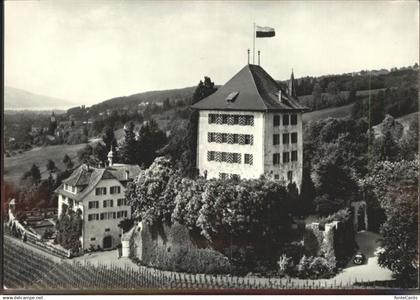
[55,151,141,250]
[191,64,308,189]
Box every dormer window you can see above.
[226,91,239,102]
[65,184,76,194]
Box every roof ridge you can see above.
[246,65,268,111]
[74,166,85,185]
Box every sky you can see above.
[5,0,419,107]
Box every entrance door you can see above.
[103,236,112,249]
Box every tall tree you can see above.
[46,160,56,173]
[192,76,217,105]
[119,122,138,164]
[136,119,167,168]
[378,184,418,281]
[63,154,74,170]
[326,81,339,95]
[102,126,117,152]
[92,142,108,164]
[77,145,94,165]
[374,130,400,162]
[179,76,218,176]
[312,83,322,109]
[22,164,41,185]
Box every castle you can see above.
[192,64,308,188]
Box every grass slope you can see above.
[4,143,88,185]
[303,103,354,123]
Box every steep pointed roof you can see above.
[191,64,308,112]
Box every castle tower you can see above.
[192,64,309,189]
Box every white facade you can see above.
[57,178,131,250]
[197,109,304,189]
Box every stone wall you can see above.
[303,221,338,258]
[303,219,355,264]
[130,221,231,274]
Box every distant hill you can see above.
[87,86,202,114]
[5,86,75,110]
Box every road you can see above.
[332,231,393,283]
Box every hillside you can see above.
[3,143,88,184]
[5,86,75,110]
[87,86,201,114]
[302,103,354,123]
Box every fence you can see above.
[5,222,71,258]
[4,237,401,290]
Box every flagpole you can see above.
[253,22,256,64]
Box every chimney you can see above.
[247,49,250,64]
[278,90,282,102]
[258,50,260,66]
[125,170,129,180]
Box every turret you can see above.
[289,69,297,98]
[107,147,114,166]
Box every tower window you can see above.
[291,114,298,125]
[244,135,253,145]
[283,133,289,144]
[291,151,298,161]
[273,153,280,165]
[222,133,228,143]
[244,154,253,165]
[233,115,239,124]
[207,151,215,161]
[291,132,298,144]
[283,114,290,126]
[244,115,254,126]
[233,134,239,143]
[273,115,280,127]
[222,115,229,124]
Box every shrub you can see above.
[296,255,336,279]
[277,254,294,277]
[297,255,312,278]
[309,257,335,278]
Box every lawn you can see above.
[4,143,88,185]
[303,103,354,123]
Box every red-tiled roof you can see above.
[191,64,308,112]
